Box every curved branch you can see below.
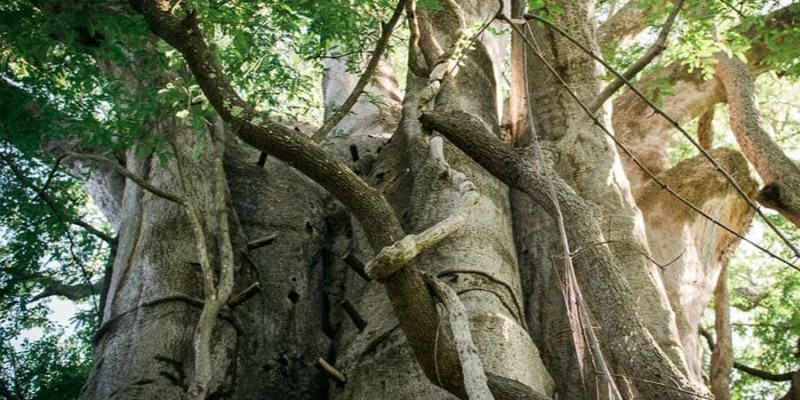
[519,11,800,262]
[611,2,800,184]
[715,54,800,228]
[735,363,794,382]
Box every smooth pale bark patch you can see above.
[637,148,756,381]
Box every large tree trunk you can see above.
[515,2,693,397]
[72,0,790,399]
[81,120,345,399]
[332,1,552,398]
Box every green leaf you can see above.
[419,0,444,11]
[528,0,545,11]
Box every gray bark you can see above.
[67,1,797,399]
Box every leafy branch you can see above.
[0,151,116,245]
[311,0,407,143]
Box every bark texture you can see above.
[333,1,553,398]
[715,54,800,227]
[637,148,756,381]
[513,1,696,397]
[62,1,798,399]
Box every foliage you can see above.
[0,0,401,397]
[0,315,93,400]
[728,214,800,399]
[0,0,799,398]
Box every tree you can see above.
[1,0,800,399]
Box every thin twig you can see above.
[501,15,798,271]
[33,155,64,201]
[520,12,800,261]
[67,152,185,205]
[591,0,685,111]
[0,151,116,244]
[312,0,408,143]
[715,0,747,19]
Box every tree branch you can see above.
[697,108,715,150]
[610,3,800,196]
[591,0,684,112]
[499,14,797,271]
[421,110,710,400]
[735,363,794,382]
[366,146,478,280]
[597,0,669,50]
[711,265,733,400]
[311,0,407,143]
[702,329,797,383]
[31,277,103,302]
[425,274,493,400]
[406,0,430,77]
[714,54,800,228]
[0,377,20,400]
[517,11,800,262]
[0,151,116,244]
[67,152,185,204]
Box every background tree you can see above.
[1,0,800,399]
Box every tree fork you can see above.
[130,1,511,398]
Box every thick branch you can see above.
[612,3,800,181]
[504,15,796,270]
[715,54,800,228]
[131,2,476,398]
[597,0,668,50]
[697,108,715,150]
[31,277,103,301]
[518,12,800,261]
[710,265,733,400]
[422,110,710,400]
